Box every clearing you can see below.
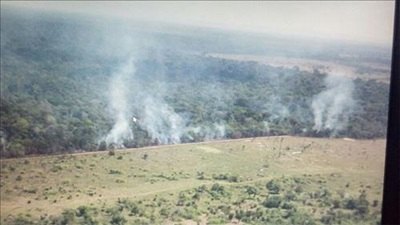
[0,136,386,224]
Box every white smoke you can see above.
[312,75,355,135]
[104,57,135,147]
[102,51,231,147]
[189,123,226,141]
[139,96,186,144]
[213,123,226,139]
[136,95,227,144]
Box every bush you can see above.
[284,191,296,201]
[76,206,90,217]
[266,179,281,194]
[180,207,198,220]
[355,193,369,217]
[8,215,35,225]
[110,214,127,225]
[245,186,258,196]
[281,201,294,210]
[212,173,228,180]
[343,192,370,217]
[209,183,227,199]
[289,211,317,225]
[109,169,122,175]
[344,198,358,210]
[54,209,76,225]
[159,207,169,217]
[332,199,341,208]
[263,195,282,208]
[23,188,37,194]
[98,141,107,151]
[228,175,239,182]
[196,171,205,180]
[211,183,225,193]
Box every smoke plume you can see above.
[104,58,135,147]
[312,75,355,135]
[139,96,186,144]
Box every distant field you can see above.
[207,53,391,84]
[0,136,386,224]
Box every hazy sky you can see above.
[2,1,395,46]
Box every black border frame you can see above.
[381,1,400,224]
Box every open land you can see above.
[0,136,386,224]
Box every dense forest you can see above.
[0,7,390,157]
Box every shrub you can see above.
[290,211,317,225]
[211,183,225,193]
[281,201,294,210]
[54,209,76,225]
[115,179,125,183]
[212,173,228,181]
[294,185,304,193]
[266,179,281,194]
[159,207,169,217]
[343,193,370,217]
[98,141,107,151]
[180,207,198,220]
[228,175,239,182]
[355,193,369,216]
[344,198,358,210]
[8,215,35,225]
[207,214,227,224]
[23,188,37,194]
[50,165,63,173]
[332,199,341,208]
[245,186,258,196]
[130,204,141,215]
[76,206,90,217]
[108,150,115,156]
[9,166,16,171]
[212,173,238,182]
[320,214,335,225]
[263,195,282,208]
[110,214,127,225]
[195,185,207,193]
[109,169,122,175]
[284,191,296,201]
[196,171,205,180]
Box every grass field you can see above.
[0,136,386,224]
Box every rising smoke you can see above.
[103,53,230,146]
[311,74,355,135]
[139,96,186,144]
[104,57,135,147]
[104,51,357,147]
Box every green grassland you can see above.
[0,136,385,224]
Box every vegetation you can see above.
[3,177,381,225]
[0,137,385,224]
[0,10,390,157]
[0,5,388,225]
